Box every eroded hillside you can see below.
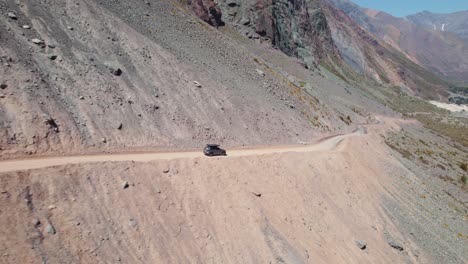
[0,0,365,159]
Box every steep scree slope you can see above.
[0,0,357,158]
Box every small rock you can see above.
[7,12,17,20]
[388,241,404,251]
[31,38,44,45]
[256,69,265,77]
[239,17,250,25]
[79,96,84,100]
[0,84,7,89]
[129,218,138,228]
[48,205,56,210]
[289,104,295,109]
[112,68,122,76]
[355,240,367,250]
[193,81,202,88]
[22,25,30,29]
[163,169,170,174]
[43,114,59,132]
[45,223,56,235]
[67,26,74,30]
[252,192,262,197]
[117,123,123,130]
[32,219,41,228]
[47,55,57,60]
[48,44,56,49]
[101,138,107,143]
[122,181,129,189]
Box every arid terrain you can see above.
[1,118,467,263]
[0,0,467,263]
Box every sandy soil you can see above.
[0,121,417,263]
[429,101,468,113]
[1,118,465,263]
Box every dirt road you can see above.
[0,128,365,173]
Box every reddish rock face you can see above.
[189,0,224,27]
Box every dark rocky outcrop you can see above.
[215,0,342,69]
[187,0,224,27]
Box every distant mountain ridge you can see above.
[193,0,453,99]
[327,0,468,84]
[406,10,468,41]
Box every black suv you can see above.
[203,144,227,156]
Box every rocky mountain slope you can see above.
[328,0,468,85]
[1,0,467,263]
[1,0,373,159]
[213,0,343,70]
[407,10,468,41]
[322,2,450,99]
[209,0,455,99]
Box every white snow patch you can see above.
[441,23,446,31]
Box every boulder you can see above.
[122,181,130,189]
[31,38,44,45]
[256,69,265,76]
[32,219,41,228]
[355,240,367,250]
[189,0,224,27]
[45,223,56,235]
[43,114,59,132]
[239,17,250,25]
[194,81,202,88]
[112,68,123,76]
[388,241,404,251]
[7,12,17,20]
[226,0,237,7]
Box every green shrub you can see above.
[460,163,468,172]
[461,175,467,185]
